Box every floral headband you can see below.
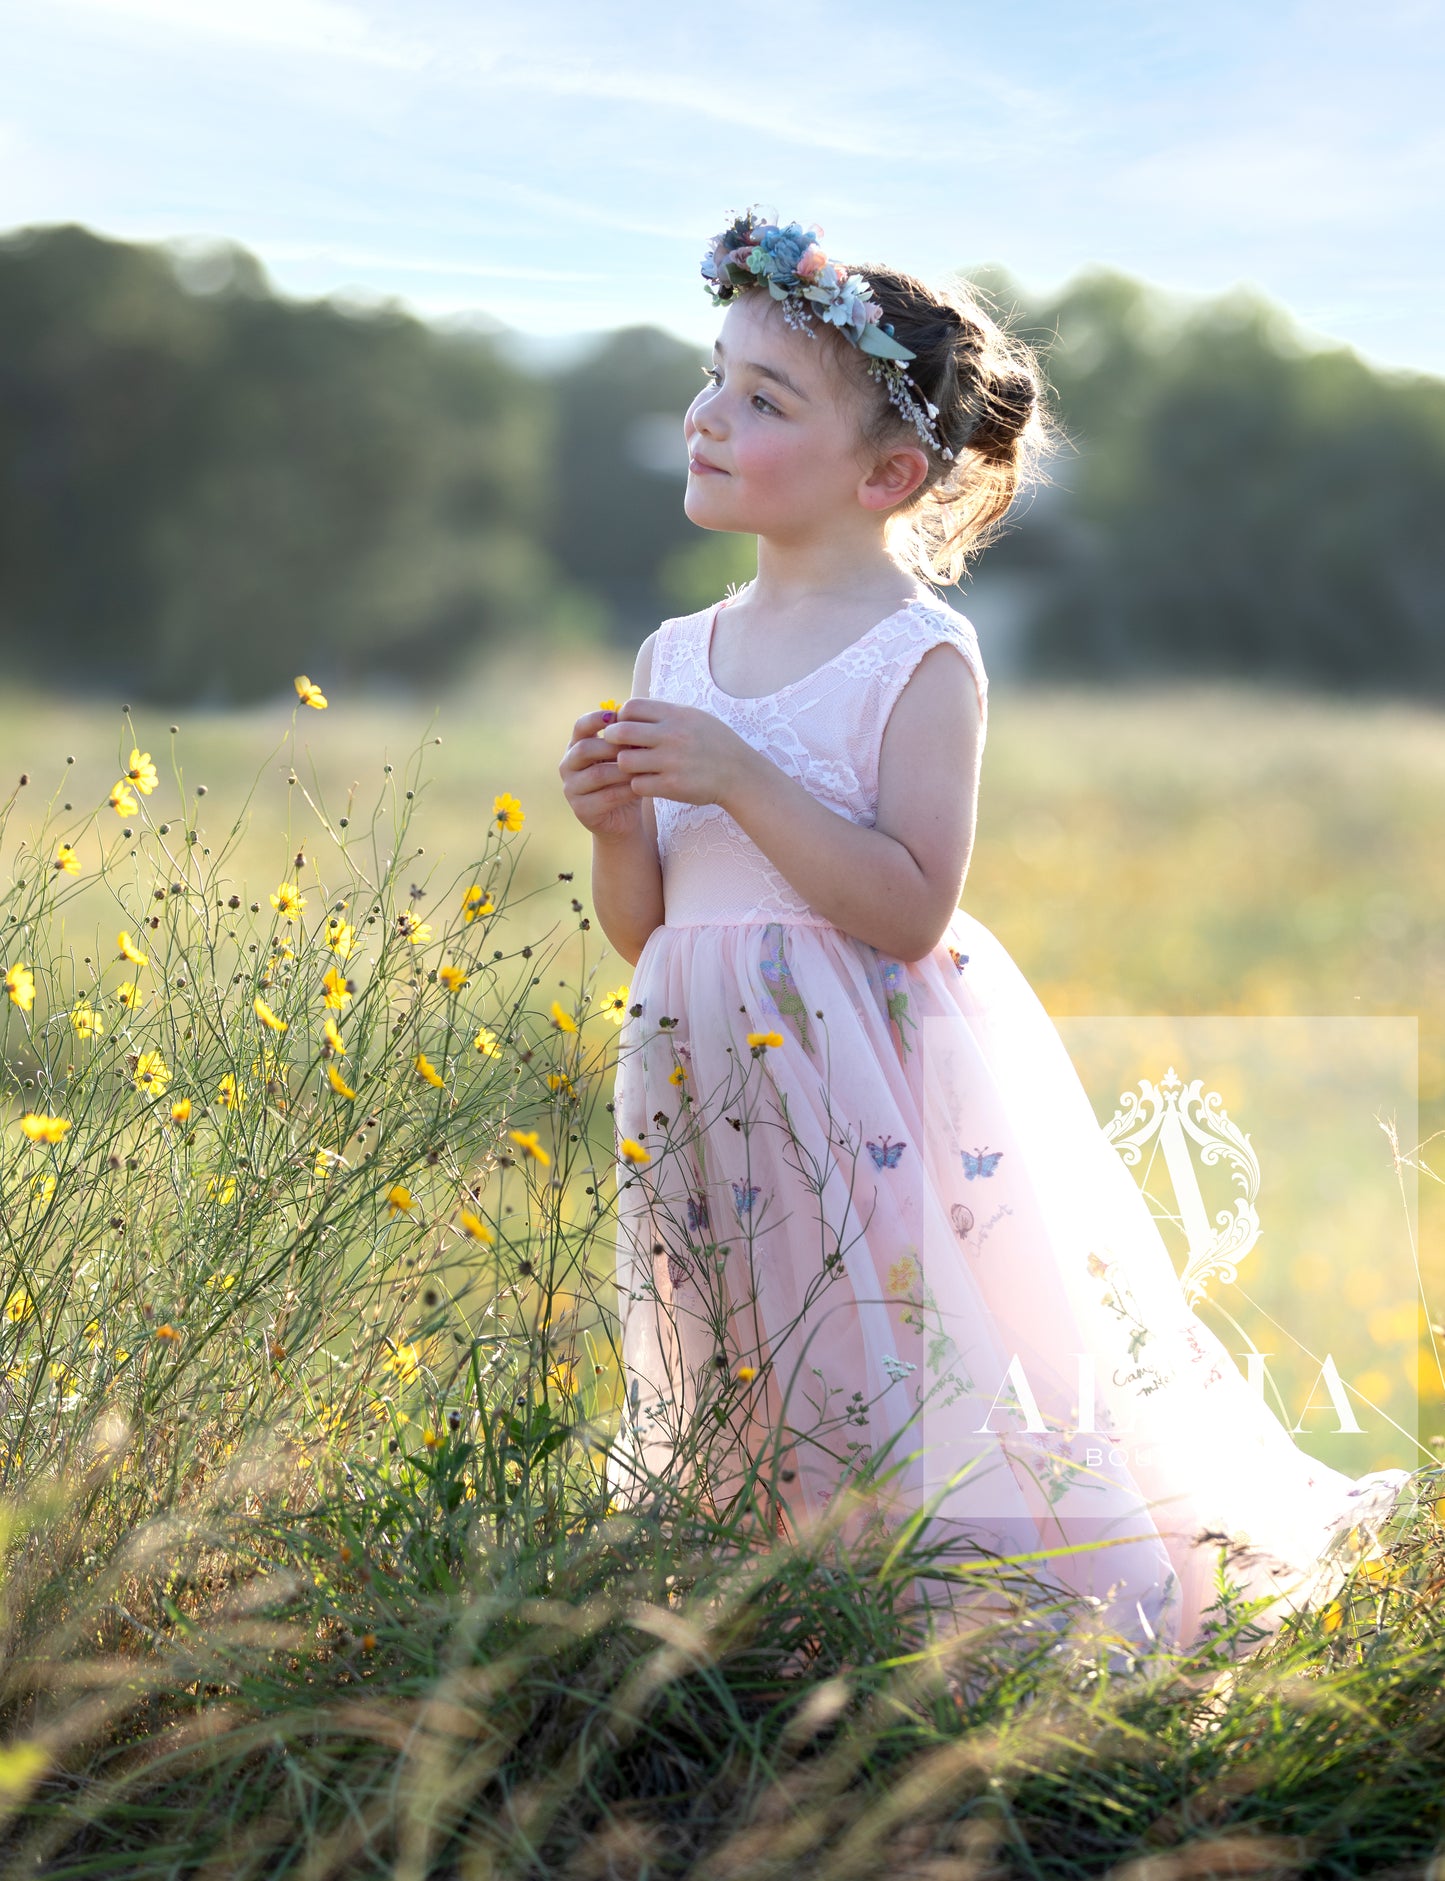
[701,209,955,462]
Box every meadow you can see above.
[0,654,1442,1878]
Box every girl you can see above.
[559,209,1415,1661]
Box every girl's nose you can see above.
[690,391,725,439]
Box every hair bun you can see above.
[967,367,1037,459]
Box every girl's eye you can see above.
[752,393,781,416]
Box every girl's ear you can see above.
[857,443,931,512]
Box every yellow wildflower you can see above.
[132,1051,171,1095]
[550,1000,578,1034]
[217,1072,241,1108]
[207,1175,238,1203]
[668,1064,687,1086]
[422,1427,442,1451]
[386,1341,420,1383]
[473,1025,501,1058]
[546,1071,577,1098]
[746,1030,784,1050]
[619,1138,651,1165]
[4,964,35,1011]
[71,1003,104,1040]
[115,981,142,1010]
[126,749,159,795]
[415,1052,445,1089]
[598,984,631,1026]
[459,1210,494,1244]
[31,1173,57,1201]
[322,1014,345,1055]
[117,931,148,966]
[154,1323,181,1344]
[888,1256,920,1295]
[397,913,432,946]
[53,842,81,875]
[493,792,525,833]
[438,962,468,993]
[254,995,288,1033]
[507,1129,551,1168]
[325,916,355,958]
[5,1289,35,1324]
[294,674,328,709]
[270,882,305,920]
[462,885,494,922]
[109,781,138,816]
[598,697,619,712]
[327,1063,356,1099]
[207,1273,237,1290]
[321,967,352,1010]
[84,1319,103,1349]
[170,1097,192,1123]
[387,1185,416,1216]
[19,1114,71,1145]
[735,1364,758,1383]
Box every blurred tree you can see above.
[539,325,704,635]
[987,267,1445,697]
[1,227,1441,703]
[0,224,560,702]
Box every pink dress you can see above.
[610,591,1413,1661]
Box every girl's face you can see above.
[681,291,880,541]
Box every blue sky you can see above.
[1,0,1442,373]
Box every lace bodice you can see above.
[649,594,988,927]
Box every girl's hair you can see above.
[826,267,1050,587]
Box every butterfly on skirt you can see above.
[948,950,969,974]
[961,1146,1004,1179]
[731,1179,761,1218]
[687,1191,711,1235]
[867,1135,906,1169]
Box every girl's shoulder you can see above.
[647,599,717,703]
[872,594,989,725]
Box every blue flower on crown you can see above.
[754,221,815,277]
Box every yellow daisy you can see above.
[126,749,159,794]
[492,792,525,833]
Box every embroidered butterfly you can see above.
[687,1191,711,1234]
[948,949,969,974]
[867,1135,906,1169]
[731,1180,761,1216]
[961,1146,1004,1179]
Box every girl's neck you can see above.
[741,531,924,622]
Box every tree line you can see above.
[1,223,1440,704]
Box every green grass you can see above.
[0,657,1440,1876]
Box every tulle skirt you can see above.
[609,908,1414,1661]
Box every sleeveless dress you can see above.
[609,591,1414,1663]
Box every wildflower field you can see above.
[0,654,1443,1879]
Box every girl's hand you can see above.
[598,699,761,809]
[559,708,646,840]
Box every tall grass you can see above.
[0,690,1440,1877]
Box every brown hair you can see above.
[823,266,1050,586]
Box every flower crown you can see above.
[701,208,954,462]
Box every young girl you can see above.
[559,209,1415,1662]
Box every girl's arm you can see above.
[591,632,666,965]
[603,643,983,963]
[726,644,983,960]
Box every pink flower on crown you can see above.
[796,242,829,283]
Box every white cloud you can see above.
[42,0,433,68]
